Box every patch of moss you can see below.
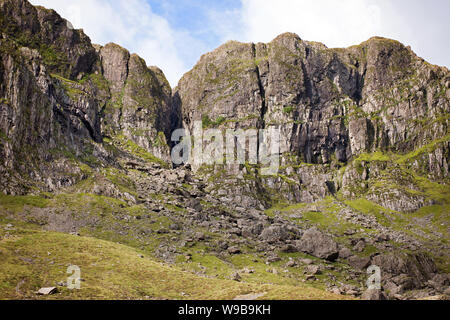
[114,135,169,168]
[202,115,227,128]
[0,194,50,213]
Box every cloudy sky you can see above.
[30,0,450,87]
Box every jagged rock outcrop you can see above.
[0,0,98,79]
[98,43,172,162]
[173,32,449,210]
[0,0,173,193]
[176,32,449,161]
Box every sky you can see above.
[29,0,450,87]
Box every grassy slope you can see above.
[0,218,349,300]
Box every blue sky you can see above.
[30,0,450,87]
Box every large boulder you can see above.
[295,228,339,261]
[371,253,438,288]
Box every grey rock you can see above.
[339,247,352,259]
[231,272,241,282]
[347,255,371,270]
[353,240,366,253]
[227,246,241,255]
[260,225,288,243]
[295,228,339,261]
[304,265,321,275]
[361,289,387,300]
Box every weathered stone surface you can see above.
[347,255,371,270]
[304,265,321,275]
[174,31,449,209]
[260,225,289,243]
[0,0,173,194]
[338,247,352,259]
[361,289,387,300]
[371,253,437,287]
[295,228,339,261]
[0,0,449,301]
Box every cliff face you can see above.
[176,33,449,160]
[99,43,172,162]
[0,0,172,194]
[174,33,449,211]
[0,0,449,300]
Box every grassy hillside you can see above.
[0,218,350,300]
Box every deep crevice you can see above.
[252,44,267,131]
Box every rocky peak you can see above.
[0,0,98,79]
[99,43,130,93]
[0,0,174,194]
[175,32,449,160]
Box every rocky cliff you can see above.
[0,0,449,300]
[174,32,449,211]
[0,0,172,195]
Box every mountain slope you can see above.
[0,218,348,300]
[0,0,449,300]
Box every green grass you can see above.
[355,151,391,162]
[202,115,227,128]
[0,219,350,300]
[0,195,50,214]
[395,134,450,164]
[115,135,169,168]
[51,74,86,100]
[283,106,295,114]
[344,198,405,228]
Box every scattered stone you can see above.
[37,287,58,295]
[305,275,316,281]
[304,265,321,275]
[231,272,241,281]
[260,226,288,243]
[286,260,297,268]
[339,247,352,259]
[427,274,450,292]
[280,244,297,253]
[361,289,387,300]
[228,246,241,255]
[266,254,281,263]
[375,234,390,242]
[241,267,254,274]
[299,258,314,265]
[329,287,341,295]
[353,240,366,253]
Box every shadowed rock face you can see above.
[175,32,449,163]
[0,0,173,193]
[99,43,173,162]
[173,32,449,210]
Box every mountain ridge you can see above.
[0,0,449,300]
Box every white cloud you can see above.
[217,0,383,47]
[29,0,187,87]
[215,0,449,68]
